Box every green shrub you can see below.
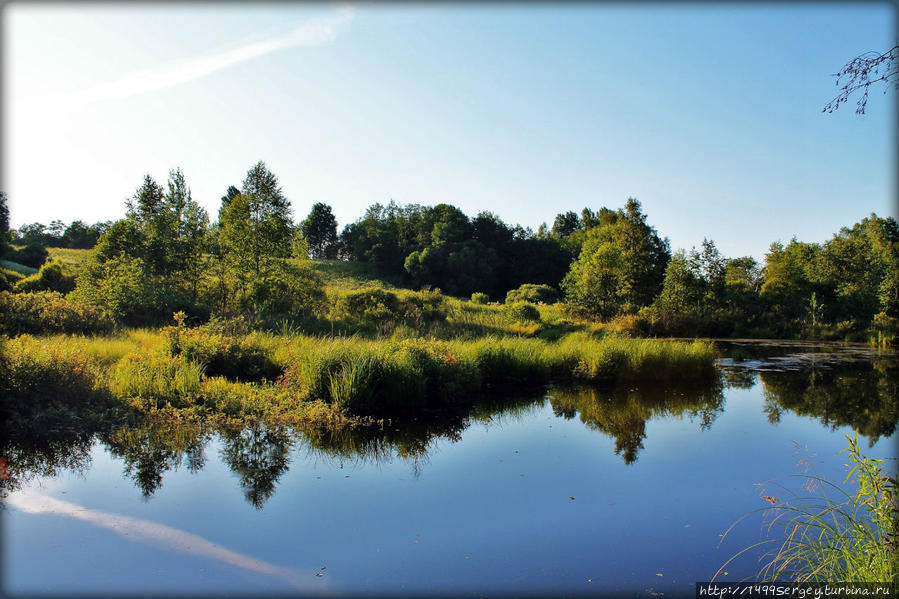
[1,266,26,286]
[871,312,897,347]
[15,260,76,294]
[1,335,111,435]
[245,260,327,323]
[166,325,282,382]
[8,244,49,269]
[399,290,446,324]
[332,288,402,322]
[505,283,560,305]
[504,301,541,323]
[331,288,446,331]
[0,291,116,335]
[70,254,157,323]
[470,292,489,304]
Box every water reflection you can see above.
[220,423,293,509]
[0,430,94,497]
[2,343,896,509]
[6,488,318,590]
[718,342,899,446]
[758,360,898,445]
[549,381,725,464]
[100,420,210,499]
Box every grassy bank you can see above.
[2,327,717,427]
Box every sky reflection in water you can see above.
[2,342,896,596]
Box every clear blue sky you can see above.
[3,2,895,261]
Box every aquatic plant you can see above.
[718,434,898,584]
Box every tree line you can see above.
[1,165,896,341]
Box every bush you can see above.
[245,260,327,323]
[504,301,541,323]
[470,292,489,304]
[166,324,281,382]
[70,254,158,323]
[399,290,446,324]
[871,312,897,346]
[15,260,76,294]
[505,283,560,305]
[332,288,402,323]
[330,288,446,331]
[0,291,116,335]
[1,335,112,436]
[8,244,49,269]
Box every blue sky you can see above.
[3,3,895,261]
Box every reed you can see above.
[718,434,897,584]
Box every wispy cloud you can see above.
[7,489,326,591]
[52,7,354,110]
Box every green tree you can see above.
[301,203,339,259]
[215,162,324,320]
[219,185,240,220]
[562,199,670,318]
[761,239,822,322]
[77,170,209,322]
[0,192,10,258]
[552,211,581,237]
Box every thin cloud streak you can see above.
[53,7,354,110]
[7,489,324,590]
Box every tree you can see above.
[824,45,898,114]
[0,192,9,258]
[219,185,240,221]
[552,211,581,237]
[655,239,727,321]
[76,169,209,322]
[562,199,670,318]
[301,203,339,259]
[215,162,324,320]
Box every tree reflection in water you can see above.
[101,420,210,499]
[549,380,725,464]
[757,358,898,446]
[2,349,895,507]
[220,423,293,509]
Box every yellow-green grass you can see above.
[46,247,91,268]
[4,328,718,424]
[309,259,393,291]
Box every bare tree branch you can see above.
[823,44,899,114]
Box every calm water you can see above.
[3,341,897,596]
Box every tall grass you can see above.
[110,354,204,410]
[718,434,898,584]
[0,335,123,436]
[5,325,718,420]
[279,332,716,414]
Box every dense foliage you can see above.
[301,203,339,259]
[340,202,571,299]
[12,219,110,249]
[561,199,670,318]
[2,166,896,343]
